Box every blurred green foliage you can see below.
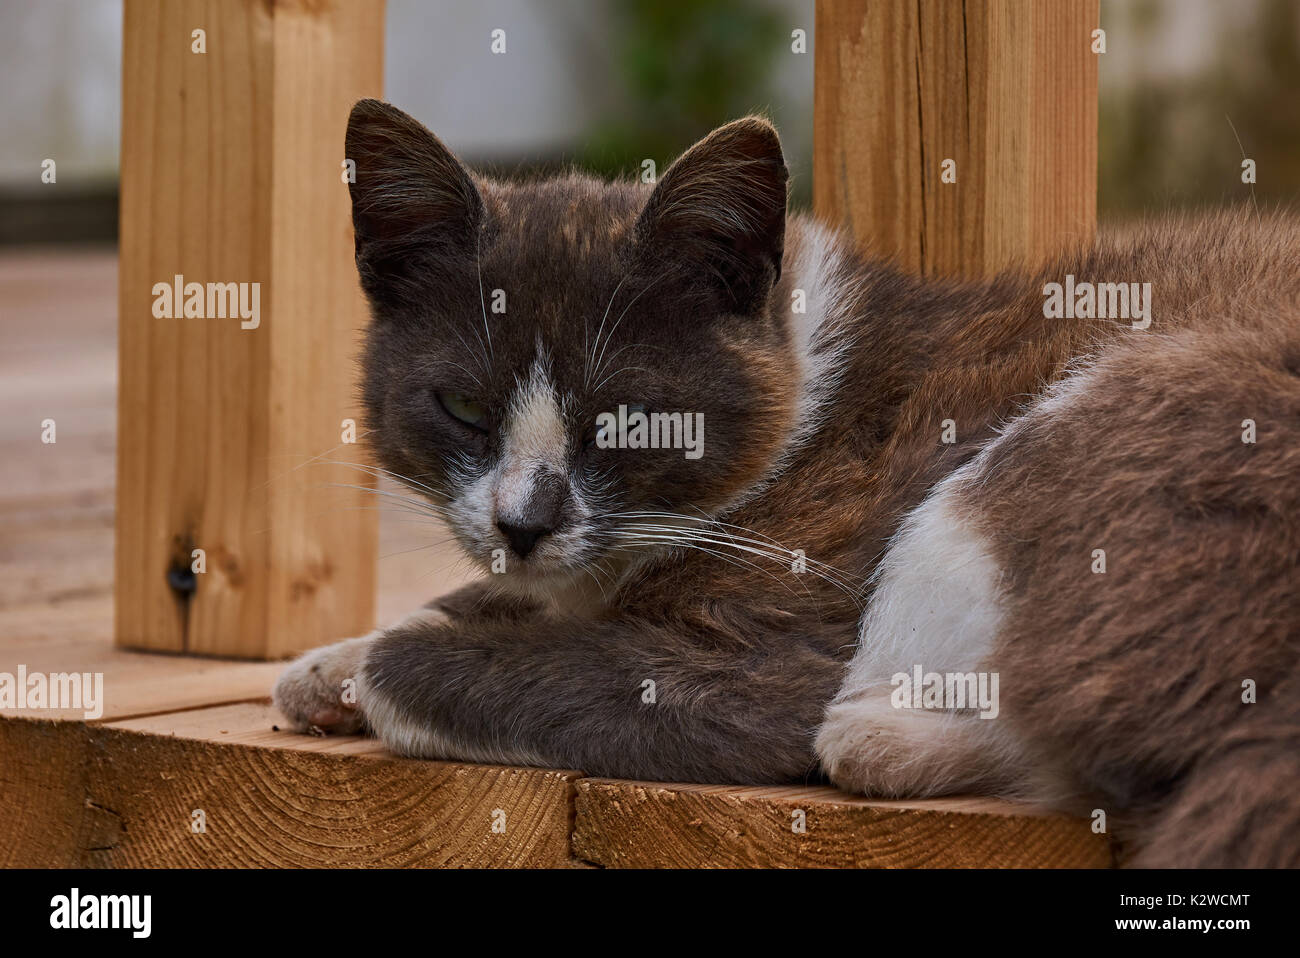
[1100,0,1300,217]
[576,0,786,181]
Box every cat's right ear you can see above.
[345,99,484,298]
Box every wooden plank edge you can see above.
[2,709,1113,868]
[0,711,580,868]
[571,779,1115,868]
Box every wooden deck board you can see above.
[0,250,1115,868]
[573,780,1112,868]
[87,704,580,868]
[1,704,581,868]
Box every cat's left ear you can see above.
[634,116,789,315]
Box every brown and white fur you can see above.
[275,101,1300,867]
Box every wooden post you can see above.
[814,0,1099,278]
[116,0,385,659]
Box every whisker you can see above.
[602,511,866,585]
[587,273,630,390]
[475,227,495,363]
[593,365,651,394]
[609,534,810,601]
[610,522,863,602]
[313,459,451,501]
[591,270,669,387]
[260,429,378,490]
[321,482,454,521]
[379,536,460,561]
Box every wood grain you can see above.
[814,0,1099,278]
[573,780,1114,868]
[0,703,581,868]
[0,718,91,867]
[115,0,385,659]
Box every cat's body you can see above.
[275,102,1300,867]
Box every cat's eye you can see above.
[437,391,489,431]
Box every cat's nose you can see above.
[496,520,551,559]
[494,467,567,559]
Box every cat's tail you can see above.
[1129,712,1300,868]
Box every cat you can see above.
[274,99,1300,868]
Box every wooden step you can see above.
[0,638,1113,868]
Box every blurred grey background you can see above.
[1,0,1297,244]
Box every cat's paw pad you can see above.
[272,636,373,735]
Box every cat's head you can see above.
[346,99,798,597]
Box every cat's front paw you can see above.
[272,635,373,735]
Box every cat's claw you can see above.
[272,636,373,735]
